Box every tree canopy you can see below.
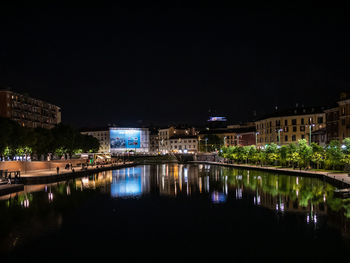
[0,118,99,160]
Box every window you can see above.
[285,119,288,126]
[285,135,288,142]
[284,127,289,132]
[276,120,280,127]
[342,107,346,115]
[342,119,346,126]
[301,118,304,125]
[293,126,297,132]
[300,126,305,132]
[301,134,305,139]
[292,119,297,125]
[317,117,323,124]
[292,135,296,141]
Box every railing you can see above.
[0,170,21,183]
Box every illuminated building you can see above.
[337,92,350,140]
[158,125,198,153]
[81,127,110,153]
[0,88,61,129]
[255,106,326,146]
[325,106,339,143]
[81,127,150,154]
[199,126,256,147]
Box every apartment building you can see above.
[158,125,198,153]
[255,107,326,147]
[0,89,61,129]
[81,128,110,153]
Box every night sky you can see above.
[1,3,350,128]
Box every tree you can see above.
[247,145,258,164]
[311,152,324,169]
[288,152,301,169]
[297,139,312,168]
[279,145,289,167]
[325,140,343,170]
[342,138,350,154]
[265,143,279,165]
[201,134,223,152]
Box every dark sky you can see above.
[1,3,350,128]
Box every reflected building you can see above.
[110,166,150,198]
[155,164,201,197]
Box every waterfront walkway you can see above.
[191,161,350,188]
[0,162,134,196]
[18,162,134,184]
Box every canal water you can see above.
[1,164,350,262]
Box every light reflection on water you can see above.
[1,163,350,254]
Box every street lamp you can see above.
[308,124,315,145]
[255,132,259,146]
[277,128,283,146]
[223,136,226,147]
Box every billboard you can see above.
[110,129,141,149]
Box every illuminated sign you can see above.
[110,129,141,149]
[208,117,227,122]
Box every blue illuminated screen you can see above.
[110,129,141,149]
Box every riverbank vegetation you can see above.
[219,138,350,172]
[0,118,99,161]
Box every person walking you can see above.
[56,166,59,175]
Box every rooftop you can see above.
[255,106,330,121]
[199,126,256,135]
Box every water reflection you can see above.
[1,163,350,254]
[110,166,150,198]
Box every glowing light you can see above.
[236,188,242,199]
[211,191,226,203]
[48,192,53,202]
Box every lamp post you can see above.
[255,132,259,146]
[277,128,283,146]
[308,124,315,145]
[223,136,226,147]
[205,138,208,152]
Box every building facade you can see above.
[337,98,350,141]
[158,126,197,153]
[149,131,159,153]
[167,136,198,153]
[325,106,339,144]
[81,128,110,153]
[109,127,150,154]
[81,127,150,154]
[0,89,61,129]
[255,107,326,147]
[199,127,256,148]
